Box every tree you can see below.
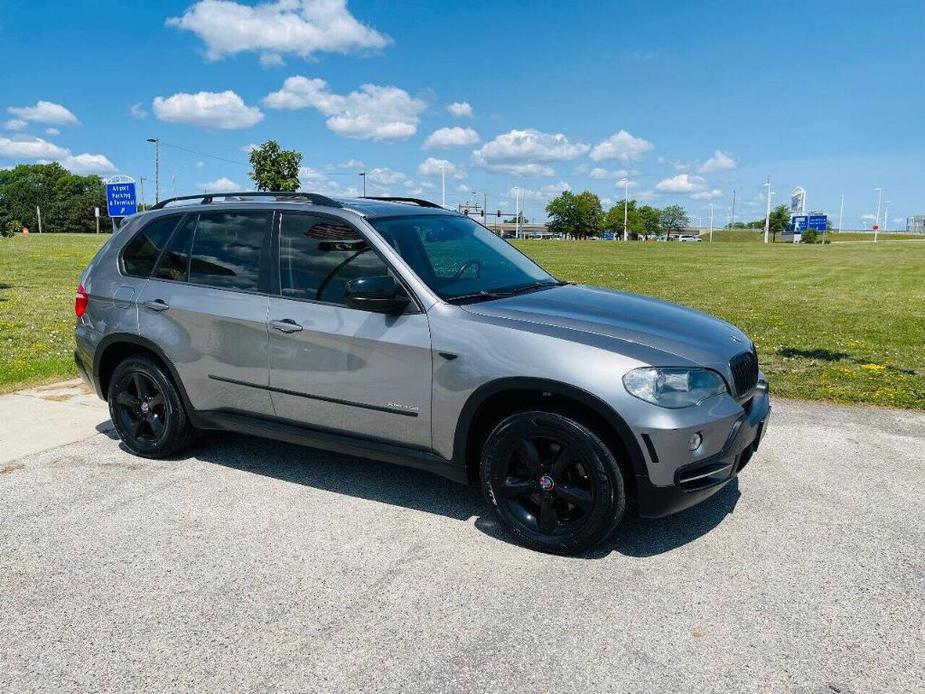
[0,163,110,234]
[248,140,302,192]
[659,204,690,236]
[603,199,637,237]
[637,205,662,235]
[768,204,790,242]
[545,190,603,238]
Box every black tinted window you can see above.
[188,211,270,291]
[155,215,196,282]
[279,214,391,305]
[122,216,180,277]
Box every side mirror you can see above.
[344,275,411,314]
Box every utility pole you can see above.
[146,138,160,203]
[731,189,736,228]
[874,187,883,243]
[440,162,446,207]
[139,177,147,211]
[883,200,890,233]
[763,177,772,244]
[622,179,629,241]
[359,172,366,197]
[36,206,43,233]
[709,203,714,242]
[837,193,844,232]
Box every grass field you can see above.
[701,229,922,243]
[1,234,923,409]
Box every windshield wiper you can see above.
[508,280,569,296]
[446,281,568,304]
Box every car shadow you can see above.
[185,432,739,558]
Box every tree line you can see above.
[545,189,794,239]
[0,163,112,236]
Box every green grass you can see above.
[513,239,925,410]
[1,233,923,409]
[702,229,923,243]
[0,234,107,392]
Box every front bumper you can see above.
[635,381,771,518]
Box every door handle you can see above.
[270,318,303,333]
[143,299,169,312]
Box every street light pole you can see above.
[883,200,890,233]
[709,203,714,242]
[763,177,772,244]
[874,187,883,243]
[622,179,629,241]
[139,177,146,211]
[837,192,844,232]
[146,138,160,204]
[514,186,521,239]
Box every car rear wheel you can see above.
[107,355,194,458]
[480,410,626,555]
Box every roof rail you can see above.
[360,196,443,209]
[150,191,343,210]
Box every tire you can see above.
[480,410,626,555]
[107,355,194,458]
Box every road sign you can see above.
[872,225,879,231]
[791,215,808,231]
[808,214,828,231]
[104,176,137,217]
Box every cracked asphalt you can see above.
[1,395,923,693]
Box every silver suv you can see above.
[74,192,770,554]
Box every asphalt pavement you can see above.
[1,389,923,693]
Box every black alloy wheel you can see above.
[107,355,193,458]
[481,411,626,555]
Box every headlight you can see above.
[623,367,728,408]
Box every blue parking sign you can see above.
[106,181,137,217]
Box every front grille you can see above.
[729,350,759,397]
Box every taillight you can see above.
[75,284,88,318]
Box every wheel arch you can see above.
[453,377,648,485]
[94,334,195,415]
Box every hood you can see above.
[462,284,752,366]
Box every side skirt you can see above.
[191,409,468,485]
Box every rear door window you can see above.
[187,211,271,291]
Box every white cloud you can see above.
[697,150,736,173]
[589,166,629,180]
[511,181,572,201]
[7,100,79,125]
[59,153,116,174]
[365,167,409,185]
[0,135,115,173]
[690,188,723,200]
[199,176,241,192]
[337,158,365,169]
[447,101,473,118]
[0,135,69,159]
[655,173,707,193]
[860,213,876,221]
[263,76,425,140]
[418,157,466,179]
[167,0,390,63]
[195,160,205,168]
[130,103,148,119]
[636,190,658,201]
[423,126,480,149]
[472,129,589,177]
[241,143,258,153]
[615,178,639,190]
[3,119,27,131]
[589,129,653,162]
[153,90,264,129]
[45,128,60,136]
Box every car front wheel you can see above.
[480,410,626,555]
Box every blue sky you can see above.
[1,0,922,228]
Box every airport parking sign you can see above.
[105,177,137,217]
[808,215,828,231]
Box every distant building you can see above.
[906,216,925,234]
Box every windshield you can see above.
[369,214,558,302]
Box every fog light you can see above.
[688,432,703,451]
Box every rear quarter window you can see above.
[121,216,182,277]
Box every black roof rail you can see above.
[150,191,343,210]
[360,196,444,209]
